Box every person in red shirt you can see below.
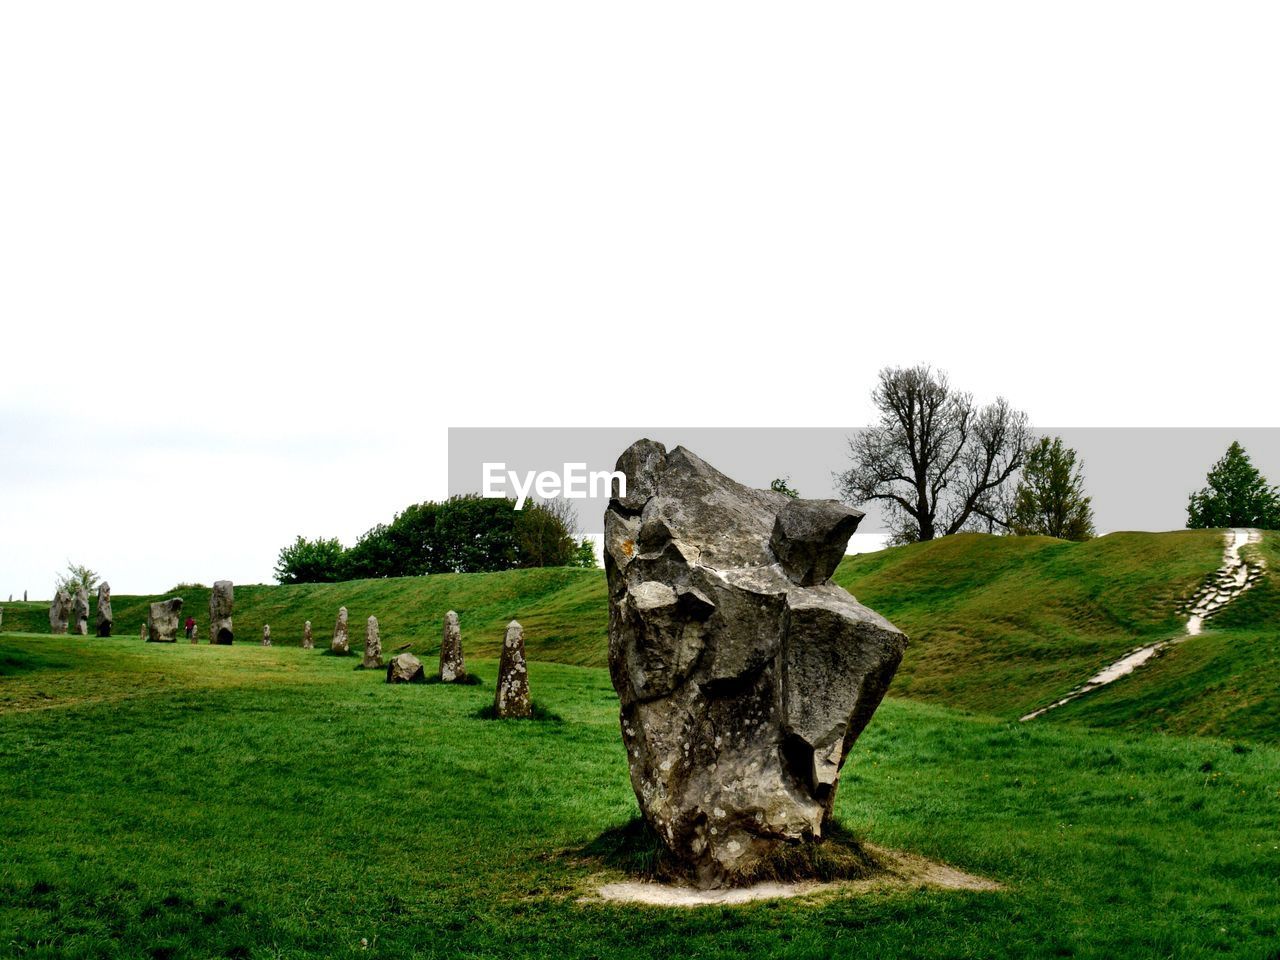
[184,616,196,640]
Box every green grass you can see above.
[1,634,1278,959]
[4,529,1276,742]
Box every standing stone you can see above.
[72,587,90,636]
[439,610,467,681]
[140,622,148,642]
[386,652,425,684]
[96,582,113,637]
[493,620,531,718]
[604,440,908,887]
[146,598,184,643]
[362,616,383,669]
[49,589,72,634]
[262,624,272,647]
[302,620,314,649]
[332,606,350,654]
[209,580,234,645]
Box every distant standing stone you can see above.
[493,620,531,718]
[209,580,234,645]
[262,624,272,646]
[49,589,72,634]
[302,620,314,649]
[439,610,467,681]
[386,652,425,684]
[332,606,350,654]
[141,622,148,642]
[96,582,113,637]
[362,616,383,669]
[147,598,184,643]
[72,586,90,636]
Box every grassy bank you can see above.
[4,529,1274,740]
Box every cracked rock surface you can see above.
[604,440,907,887]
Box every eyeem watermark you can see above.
[482,462,626,510]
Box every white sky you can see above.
[2,2,1278,595]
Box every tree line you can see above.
[837,365,1279,544]
[275,495,595,584]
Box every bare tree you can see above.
[836,366,1030,544]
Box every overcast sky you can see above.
[3,2,1279,596]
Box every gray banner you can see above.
[448,427,1280,537]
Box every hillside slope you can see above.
[5,529,1274,739]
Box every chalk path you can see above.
[1020,529,1264,722]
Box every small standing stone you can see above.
[209,580,234,644]
[262,624,272,647]
[493,620,531,718]
[72,586,90,636]
[49,589,72,634]
[96,582,113,637]
[439,610,467,681]
[332,606,350,654]
[141,622,148,642]
[302,620,314,649]
[386,652,425,684]
[146,598,184,643]
[362,616,383,669]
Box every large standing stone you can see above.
[209,580,234,645]
[439,610,467,681]
[362,616,383,668]
[96,583,113,637]
[49,589,72,634]
[72,586,90,636]
[146,598,184,643]
[332,607,350,654]
[493,620,531,718]
[262,624,272,647]
[604,440,907,887]
[386,652,425,684]
[302,620,314,649]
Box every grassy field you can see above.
[6,528,1271,742]
[2,634,1278,959]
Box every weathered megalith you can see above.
[362,616,383,668]
[302,620,314,649]
[209,580,234,644]
[604,440,908,887]
[332,607,350,654]
[72,586,90,636]
[96,582,113,637]
[262,624,272,646]
[439,610,467,681]
[48,590,67,633]
[386,652,426,684]
[493,620,531,717]
[146,598,184,643]
[140,622,148,642]
[49,589,72,634]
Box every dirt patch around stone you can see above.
[580,843,1000,908]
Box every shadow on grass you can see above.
[472,702,562,722]
[318,648,352,658]
[425,673,484,686]
[571,816,884,887]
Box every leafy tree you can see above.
[514,503,576,567]
[569,537,598,568]
[1186,441,1280,529]
[1010,437,1095,540]
[770,477,800,498]
[836,365,1031,544]
[274,536,348,584]
[55,562,99,595]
